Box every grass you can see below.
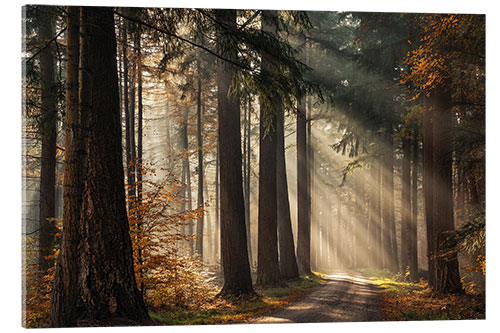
[150,273,323,325]
[361,268,485,321]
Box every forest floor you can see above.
[250,270,382,323]
[362,268,486,321]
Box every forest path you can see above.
[251,270,382,324]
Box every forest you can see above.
[21,5,485,327]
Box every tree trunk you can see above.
[127,19,137,211]
[121,16,132,214]
[214,143,220,265]
[423,97,436,287]
[410,124,419,280]
[381,122,397,271]
[50,6,83,327]
[215,9,254,297]
[256,10,283,287]
[37,6,58,274]
[77,7,149,323]
[134,24,144,294]
[401,137,411,273]
[296,96,311,275]
[246,97,253,266]
[182,104,194,254]
[195,75,204,258]
[276,94,299,281]
[429,86,462,293]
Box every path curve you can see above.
[251,270,382,324]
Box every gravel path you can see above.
[251,270,382,324]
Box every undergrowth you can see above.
[150,274,322,325]
[361,268,485,321]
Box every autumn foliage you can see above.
[127,161,219,311]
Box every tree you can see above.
[277,102,299,281]
[195,75,204,258]
[256,9,283,287]
[426,86,462,293]
[37,6,58,274]
[50,6,83,327]
[409,124,419,280]
[296,95,311,275]
[51,7,150,326]
[401,136,411,273]
[214,9,254,297]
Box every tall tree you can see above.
[50,6,83,327]
[256,9,283,287]
[195,75,204,258]
[37,6,58,274]
[401,137,411,273]
[422,101,436,287]
[428,85,462,293]
[77,7,149,322]
[214,9,254,297]
[409,124,419,280]
[381,122,397,272]
[51,8,150,326]
[296,97,311,275]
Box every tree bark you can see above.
[276,91,299,281]
[423,97,436,287]
[195,75,204,258]
[246,97,253,266]
[256,9,283,287]
[77,7,149,323]
[429,86,462,293]
[37,5,58,274]
[215,9,254,297]
[134,24,144,294]
[296,96,311,275]
[401,137,411,273]
[381,122,397,271]
[410,124,419,280]
[50,6,83,327]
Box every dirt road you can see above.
[252,270,382,324]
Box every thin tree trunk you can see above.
[214,143,220,265]
[381,122,396,271]
[215,9,254,297]
[401,137,411,273]
[410,124,419,280]
[182,104,194,254]
[243,97,253,266]
[134,24,145,295]
[195,75,204,258]
[128,19,137,212]
[423,97,436,287]
[121,17,132,215]
[50,6,83,326]
[297,95,310,275]
[37,6,58,274]
[246,97,252,266]
[277,95,299,281]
